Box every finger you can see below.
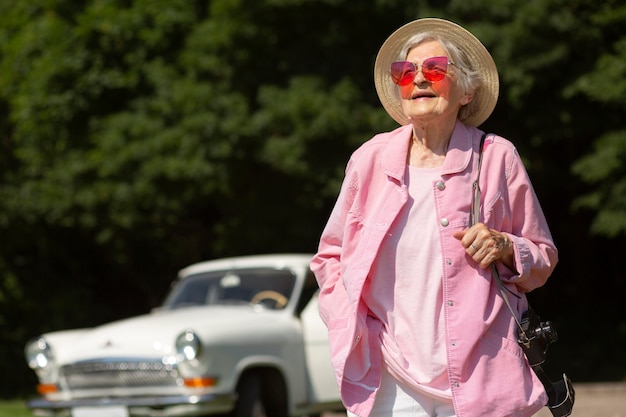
[464,223,487,245]
[452,230,466,240]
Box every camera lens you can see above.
[540,321,558,343]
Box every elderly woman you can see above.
[311,18,558,417]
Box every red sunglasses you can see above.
[390,56,452,85]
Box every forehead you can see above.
[406,40,447,60]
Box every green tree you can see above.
[568,5,626,238]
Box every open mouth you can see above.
[411,92,436,100]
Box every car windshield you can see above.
[162,267,296,310]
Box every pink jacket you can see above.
[311,121,558,417]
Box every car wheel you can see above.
[231,373,266,417]
[229,371,289,417]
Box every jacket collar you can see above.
[442,120,475,176]
[382,120,477,182]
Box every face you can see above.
[399,40,473,125]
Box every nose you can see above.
[412,65,428,83]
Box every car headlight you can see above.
[175,330,202,361]
[25,337,54,370]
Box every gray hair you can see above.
[397,33,483,123]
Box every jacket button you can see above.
[441,218,449,227]
[436,180,446,190]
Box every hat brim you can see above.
[374,18,499,127]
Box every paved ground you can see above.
[533,383,626,417]
[322,382,626,417]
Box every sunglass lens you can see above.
[390,61,416,86]
[422,56,448,82]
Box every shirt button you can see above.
[451,341,457,347]
[453,381,460,388]
[447,301,454,307]
[436,180,446,191]
[441,218,449,227]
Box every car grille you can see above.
[59,359,180,390]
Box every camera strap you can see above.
[470,132,575,417]
[470,133,527,340]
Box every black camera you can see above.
[517,309,575,417]
[518,308,558,366]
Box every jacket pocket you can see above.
[479,330,525,359]
[328,316,381,381]
[472,330,546,414]
[342,315,382,382]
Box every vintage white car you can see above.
[25,254,343,417]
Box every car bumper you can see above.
[28,393,236,417]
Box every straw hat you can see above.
[374,18,499,127]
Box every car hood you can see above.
[50,306,293,364]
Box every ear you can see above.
[460,91,475,106]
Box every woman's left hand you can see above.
[453,223,515,270]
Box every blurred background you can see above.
[0,0,624,399]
